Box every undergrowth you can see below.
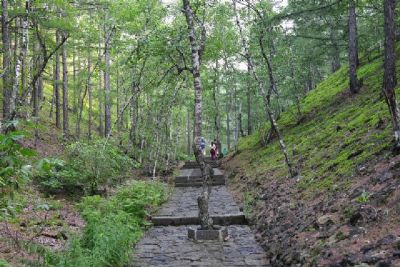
[39,181,166,267]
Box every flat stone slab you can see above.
[152,214,247,226]
[188,226,228,241]
[175,168,225,186]
[155,186,242,218]
[132,225,269,266]
[177,168,224,179]
[182,161,220,169]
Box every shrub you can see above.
[0,129,35,216]
[34,140,137,195]
[64,140,135,194]
[54,181,166,267]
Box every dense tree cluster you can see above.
[0,0,398,174]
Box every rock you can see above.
[377,234,397,246]
[377,260,391,267]
[317,214,335,227]
[349,211,363,226]
[361,244,375,254]
[339,254,358,266]
[375,172,393,183]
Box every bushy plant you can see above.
[64,140,134,194]
[0,127,35,215]
[54,181,166,267]
[34,140,137,195]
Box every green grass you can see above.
[236,52,396,198]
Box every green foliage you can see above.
[52,181,166,267]
[0,128,35,216]
[355,190,370,204]
[34,140,136,195]
[0,259,13,267]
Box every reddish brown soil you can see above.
[223,153,400,266]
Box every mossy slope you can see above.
[234,53,397,198]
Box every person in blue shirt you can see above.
[200,137,206,155]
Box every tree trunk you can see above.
[212,60,221,141]
[88,48,93,140]
[62,33,69,138]
[20,0,30,115]
[348,0,359,94]
[99,70,104,137]
[130,82,138,145]
[247,64,252,135]
[72,46,77,113]
[11,19,20,116]
[54,31,61,128]
[104,22,112,137]
[183,0,213,230]
[32,38,41,117]
[330,29,341,72]
[187,107,191,155]
[383,0,400,148]
[2,0,12,120]
[234,0,297,178]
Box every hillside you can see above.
[223,53,400,266]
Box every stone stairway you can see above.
[132,162,268,266]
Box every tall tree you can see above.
[234,0,297,178]
[54,31,61,128]
[348,0,359,93]
[62,33,69,138]
[104,19,112,137]
[2,0,12,120]
[183,0,213,230]
[383,0,400,148]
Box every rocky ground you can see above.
[224,154,400,266]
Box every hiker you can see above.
[214,138,222,158]
[200,137,206,155]
[210,141,217,160]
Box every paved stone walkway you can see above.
[156,186,241,217]
[132,167,268,266]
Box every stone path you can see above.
[132,166,268,267]
[156,186,241,217]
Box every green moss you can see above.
[235,52,396,199]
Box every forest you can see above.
[1,0,399,266]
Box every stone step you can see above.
[151,213,247,226]
[175,181,225,187]
[175,168,225,187]
[182,160,219,169]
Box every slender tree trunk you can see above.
[20,0,30,113]
[88,48,93,139]
[330,28,341,72]
[247,64,252,135]
[2,0,12,120]
[212,60,221,141]
[348,0,359,94]
[99,70,104,137]
[234,0,296,178]
[187,107,191,155]
[62,33,69,138]
[130,82,138,145]
[72,46,77,113]
[104,22,112,137]
[32,38,41,117]
[383,0,400,148]
[54,31,61,128]
[183,0,213,230]
[11,19,20,116]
